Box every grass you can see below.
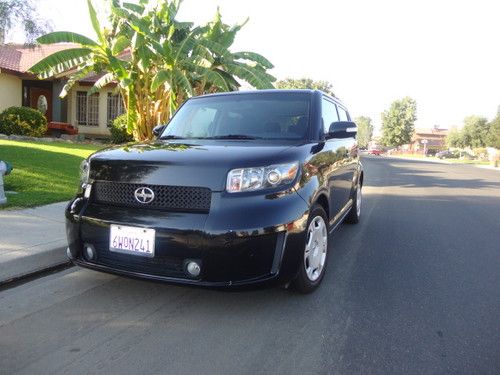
[0,140,105,209]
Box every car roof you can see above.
[190,89,346,108]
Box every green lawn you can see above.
[0,140,105,209]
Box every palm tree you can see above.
[29,0,275,141]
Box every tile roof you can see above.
[0,45,22,71]
[414,128,449,138]
[79,71,106,83]
[0,43,79,73]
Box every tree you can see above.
[381,97,417,147]
[487,116,500,148]
[461,115,489,148]
[191,8,275,95]
[29,0,275,141]
[0,0,51,44]
[276,78,335,97]
[446,115,495,149]
[354,116,373,148]
[446,128,464,148]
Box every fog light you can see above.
[83,244,96,261]
[186,261,201,277]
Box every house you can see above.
[408,128,449,152]
[0,43,124,137]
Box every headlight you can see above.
[226,162,299,193]
[80,159,90,185]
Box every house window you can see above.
[76,91,99,126]
[107,93,125,126]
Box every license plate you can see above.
[109,225,155,257]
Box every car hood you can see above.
[89,140,301,191]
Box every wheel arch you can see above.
[315,193,330,220]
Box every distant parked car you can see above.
[436,150,453,159]
[436,150,474,160]
[367,148,383,155]
[460,153,475,160]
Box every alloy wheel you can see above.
[304,216,328,281]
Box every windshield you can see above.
[160,93,311,140]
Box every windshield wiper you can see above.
[159,135,185,140]
[205,134,262,140]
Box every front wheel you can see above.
[292,204,329,294]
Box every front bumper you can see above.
[66,189,309,287]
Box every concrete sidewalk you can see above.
[0,201,70,284]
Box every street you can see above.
[1,156,499,375]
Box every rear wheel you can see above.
[345,179,362,224]
[292,204,329,294]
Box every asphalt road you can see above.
[1,156,499,375]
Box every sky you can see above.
[8,0,500,132]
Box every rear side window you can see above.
[337,106,349,121]
[322,99,339,134]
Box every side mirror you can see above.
[327,121,357,139]
[152,124,166,137]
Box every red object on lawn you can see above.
[47,122,78,137]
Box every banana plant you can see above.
[193,8,275,95]
[29,0,275,141]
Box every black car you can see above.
[66,90,363,293]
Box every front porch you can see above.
[21,78,124,138]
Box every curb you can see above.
[387,155,499,170]
[476,164,500,171]
[0,243,71,285]
[385,155,451,164]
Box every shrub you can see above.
[0,106,47,137]
[472,147,488,160]
[109,114,134,144]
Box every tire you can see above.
[345,179,362,224]
[292,204,329,294]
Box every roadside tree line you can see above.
[275,78,374,149]
[446,110,500,150]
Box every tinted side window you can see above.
[337,106,349,121]
[322,98,339,134]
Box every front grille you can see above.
[92,181,211,212]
